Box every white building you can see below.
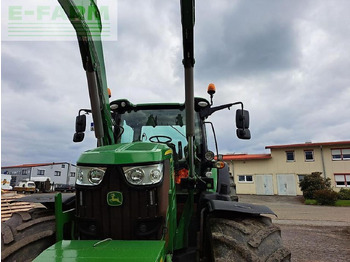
[1,162,76,186]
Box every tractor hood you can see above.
[34,240,166,262]
[77,142,172,165]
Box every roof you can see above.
[265,141,350,150]
[223,154,272,161]
[2,162,73,169]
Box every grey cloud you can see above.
[195,1,304,81]
[2,51,45,92]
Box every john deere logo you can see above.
[107,191,123,206]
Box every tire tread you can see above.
[1,208,56,262]
[208,216,291,262]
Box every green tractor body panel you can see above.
[209,168,218,192]
[77,142,172,165]
[34,240,166,262]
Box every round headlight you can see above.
[198,101,208,107]
[88,168,105,184]
[150,169,162,183]
[77,169,84,182]
[110,104,118,110]
[205,151,215,161]
[128,168,144,184]
[205,171,212,178]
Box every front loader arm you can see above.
[58,0,114,146]
[181,0,195,178]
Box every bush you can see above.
[314,189,338,205]
[338,188,350,200]
[299,172,331,199]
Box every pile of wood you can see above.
[1,192,36,222]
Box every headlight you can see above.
[205,151,215,161]
[76,166,106,186]
[127,168,144,185]
[123,163,163,185]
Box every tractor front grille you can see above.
[76,161,170,240]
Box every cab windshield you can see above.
[114,108,202,156]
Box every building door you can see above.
[277,174,297,196]
[255,174,273,195]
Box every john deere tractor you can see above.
[1,0,291,261]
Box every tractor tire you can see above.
[207,216,291,262]
[1,208,56,262]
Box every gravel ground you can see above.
[280,225,350,262]
[238,195,350,262]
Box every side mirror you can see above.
[73,132,85,142]
[236,128,251,140]
[73,114,86,143]
[236,109,249,129]
[75,115,86,132]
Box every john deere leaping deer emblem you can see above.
[107,191,123,206]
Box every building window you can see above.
[332,149,350,161]
[238,175,253,183]
[334,174,350,187]
[298,175,306,182]
[304,150,314,162]
[286,151,295,162]
[61,164,65,168]
[22,169,29,175]
[37,170,45,176]
[54,171,61,176]
[70,172,75,177]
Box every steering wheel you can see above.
[149,135,172,144]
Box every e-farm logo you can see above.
[2,0,118,41]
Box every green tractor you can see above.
[1,1,291,261]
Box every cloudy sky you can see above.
[2,0,350,167]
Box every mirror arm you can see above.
[79,109,91,115]
[200,102,243,118]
